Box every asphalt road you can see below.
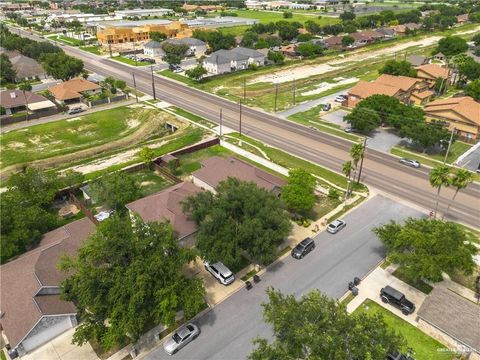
[9,27,480,228]
[144,195,422,360]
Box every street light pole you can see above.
[239,101,242,137]
[344,180,351,208]
[219,108,223,137]
[132,72,138,103]
[150,65,156,100]
[243,77,246,102]
[293,77,296,105]
[356,137,367,184]
[443,127,455,164]
[274,83,278,112]
[133,41,137,66]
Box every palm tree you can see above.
[342,160,352,181]
[429,165,452,218]
[350,143,364,181]
[18,81,32,121]
[444,169,474,218]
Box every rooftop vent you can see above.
[9,92,16,99]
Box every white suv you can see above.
[204,261,235,285]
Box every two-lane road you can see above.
[9,27,480,227]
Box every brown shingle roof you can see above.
[4,51,45,79]
[125,182,202,239]
[348,80,402,99]
[375,74,422,92]
[0,218,95,348]
[48,78,101,101]
[417,287,480,352]
[415,63,449,80]
[424,96,480,126]
[0,90,50,109]
[192,156,285,191]
[411,90,433,99]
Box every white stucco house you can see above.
[203,47,265,75]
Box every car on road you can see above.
[380,285,415,315]
[163,323,200,355]
[204,261,235,285]
[291,237,315,259]
[344,126,356,133]
[67,107,84,115]
[334,95,347,102]
[399,158,420,168]
[326,219,346,234]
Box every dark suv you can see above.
[380,286,415,315]
[291,238,315,259]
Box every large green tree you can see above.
[444,168,474,218]
[429,165,452,218]
[344,106,381,134]
[249,289,405,360]
[379,60,417,77]
[400,121,450,150]
[282,169,317,216]
[89,172,141,211]
[465,79,480,101]
[185,65,208,81]
[60,215,205,350]
[41,52,84,81]
[0,53,16,85]
[297,43,323,58]
[434,36,468,57]
[373,218,477,282]
[182,178,292,267]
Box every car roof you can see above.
[177,325,193,337]
[382,285,404,300]
[329,219,344,226]
[212,262,232,276]
[299,238,312,246]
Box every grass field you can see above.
[47,34,84,46]
[0,106,161,168]
[80,45,103,55]
[394,141,472,165]
[112,56,151,66]
[129,169,172,197]
[229,9,340,25]
[354,300,454,360]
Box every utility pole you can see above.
[150,65,156,100]
[443,127,455,164]
[108,42,112,58]
[132,72,138,103]
[239,101,242,137]
[344,180,351,208]
[356,137,367,184]
[243,77,246,102]
[293,77,296,106]
[274,83,279,112]
[219,108,223,137]
[133,41,137,66]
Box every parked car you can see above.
[67,107,84,115]
[476,162,480,174]
[326,219,346,234]
[399,158,420,168]
[204,261,235,285]
[291,237,315,259]
[380,285,416,315]
[334,95,346,102]
[387,351,415,360]
[321,103,332,111]
[163,323,200,355]
[173,67,183,73]
[344,126,355,133]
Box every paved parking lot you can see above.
[321,109,349,128]
[144,195,422,360]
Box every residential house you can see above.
[143,40,163,57]
[415,63,450,86]
[375,27,396,39]
[456,14,469,25]
[392,23,422,34]
[48,78,101,103]
[0,218,96,357]
[181,4,222,12]
[406,54,429,67]
[0,90,56,115]
[433,52,446,62]
[125,181,202,246]
[346,74,431,107]
[280,43,299,57]
[424,96,480,140]
[323,36,342,50]
[191,156,285,195]
[203,47,265,75]
[161,37,207,57]
[417,287,480,360]
[1,51,46,81]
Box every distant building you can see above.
[424,96,480,140]
[143,40,164,57]
[143,37,206,58]
[1,50,46,81]
[391,23,422,34]
[115,8,173,18]
[0,90,56,116]
[203,47,265,75]
[280,43,299,57]
[406,54,429,67]
[182,4,223,12]
[0,218,96,357]
[456,14,469,24]
[191,156,285,195]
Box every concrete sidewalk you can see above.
[346,265,427,325]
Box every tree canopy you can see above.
[379,60,417,77]
[192,30,236,51]
[185,65,208,81]
[400,121,450,149]
[41,52,84,81]
[465,79,480,100]
[60,215,205,350]
[89,172,141,211]
[182,178,292,267]
[0,53,16,85]
[297,42,323,58]
[373,218,477,282]
[344,106,381,134]
[249,288,405,360]
[434,36,468,57]
[150,31,167,42]
[282,169,317,216]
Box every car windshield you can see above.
[186,325,194,332]
[172,333,182,343]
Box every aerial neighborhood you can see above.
[0,1,479,360]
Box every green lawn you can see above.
[80,45,102,55]
[168,107,217,129]
[229,9,340,25]
[47,34,85,46]
[0,106,160,168]
[394,142,472,165]
[392,267,433,294]
[354,300,454,360]
[129,169,172,197]
[288,105,362,143]
[112,56,151,67]
[308,195,341,220]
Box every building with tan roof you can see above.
[0,90,56,115]
[424,96,480,140]
[0,218,96,357]
[346,80,403,107]
[48,78,101,103]
[191,156,285,195]
[0,50,46,81]
[415,63,450,86]
[125,181,202,242]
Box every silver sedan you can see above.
[163,323,200,355]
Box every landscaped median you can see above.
[46,34,85,46]
[112,56,152,67]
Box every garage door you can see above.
[21,317,72,353]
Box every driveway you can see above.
[321,109,349,128]
[143,195,422,360]
[456,143,480,172]
[367,128,404,153]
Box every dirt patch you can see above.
[29,136,42,145]
[140,181,155,187]
[6,141,26,149]
[127,119,141,129]
[66,117,82,122]
[301,77,358,96]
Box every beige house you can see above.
[415,63,450,86]
[48,78,101,103]
[424,96,480,140]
